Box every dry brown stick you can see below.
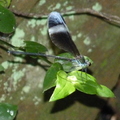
[10,8,120,26]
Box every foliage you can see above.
[43,63,115,102]
[0,103,18,120]
[0,0,11,7]
[0,4,16,33]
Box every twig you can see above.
[10,9,48,19]
[73,8,120,25]
[10,8,120,26]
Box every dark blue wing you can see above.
[48,11,80,56]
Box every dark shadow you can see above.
[0,45,8,52]
[51,91,107,113]
[13,110,18,120]
[0,40,15,49]
[0,32,11,39]
[97,104,116,120]
[44,88,108,113]
[0,71,5,74]
[43,87,55,102]
[112,74,120,92]
[86,68,93,75]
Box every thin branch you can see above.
[10,9,48,19]
[73,8,120,25]
[10,8,120,26]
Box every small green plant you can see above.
[5,10,115,102]
[9,41,115,101]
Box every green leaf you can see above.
[0,64,4,72]
[96,85,115,97]
[0,103,18,120]
[0,5,16,33]
[48,70,115,101]
[24,41,47,53]
[68,71,115,97]
[24,41,49,61]
[68,71,100,95]
[50,70,75,102]
[0,0,11,7]
[43,63,63,92]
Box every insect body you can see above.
[48,12,91,70]
[8,11,92,71]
